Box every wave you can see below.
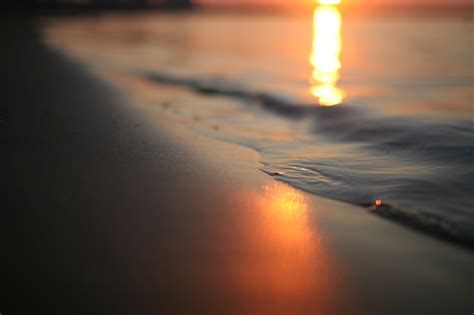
[143,70,474,249]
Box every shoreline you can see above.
[2,13,474,314]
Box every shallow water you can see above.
[44,7,473,245]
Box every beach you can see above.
[2,11,474,315]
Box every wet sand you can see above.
[2,13,474,315]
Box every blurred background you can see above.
[3,0,473,245]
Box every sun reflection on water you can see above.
[310,3,344,106]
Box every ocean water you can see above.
[44,6,473,246]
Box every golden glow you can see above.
[371,199,383,211]
[310,4,344,106]
[317,0,341,4]
[228,183,339,312]
[258,184,312,241]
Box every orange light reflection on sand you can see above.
[310,4,344,106]
[230,183,339,314]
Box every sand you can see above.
[2,12,473,315]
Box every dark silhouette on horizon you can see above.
[4,0,192,9]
